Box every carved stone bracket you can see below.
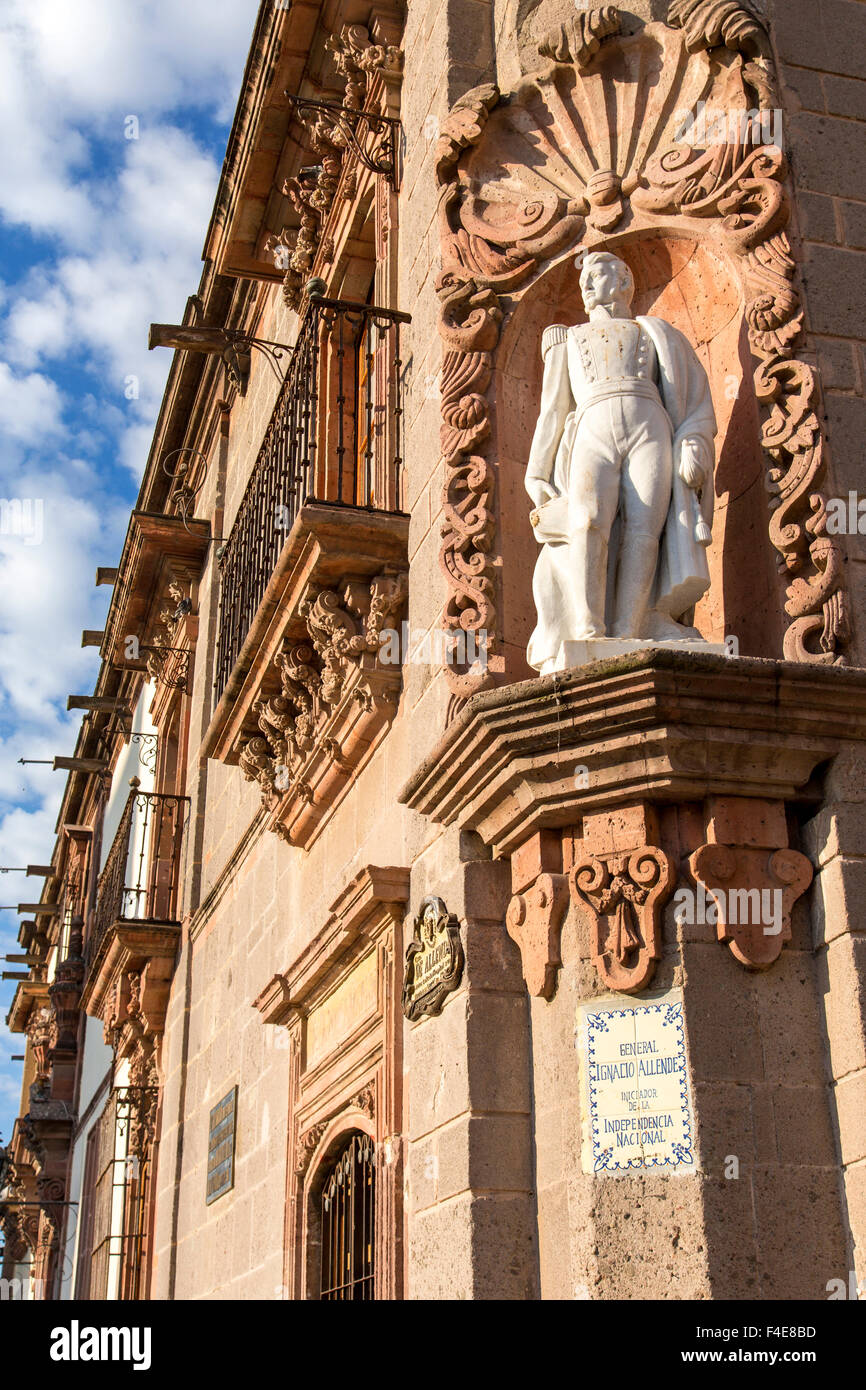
[688,795,814,968]
[572,844,676,994]
[690,843,813,969]
[433,1,849,689]
[506,872,570,999]
[236,569,407,847]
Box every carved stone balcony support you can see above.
[80,787,188,1075]
[101,510,210,705]
[203,503,408,850]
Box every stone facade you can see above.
[5,0,866,1302]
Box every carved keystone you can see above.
[506,872,570,999]
[689,844,813,969]
[571,846,675,994]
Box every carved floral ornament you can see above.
[435,1,849,701]
[295,1085,376,1177]
[265,23,403,309]
[237,570,407,845]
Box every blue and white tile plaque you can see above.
[577,991,696,1175]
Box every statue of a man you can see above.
[525,251,717,674]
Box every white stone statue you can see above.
[525,251,717,675]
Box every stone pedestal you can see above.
[552,637,728,671]
[401,652,866,1297]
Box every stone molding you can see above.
[434,4,849,702]
[254,864,410,1022]
[400,651,866,859]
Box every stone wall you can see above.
[151,0,866,1302]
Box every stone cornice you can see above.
[254,863,409,1023]
[400,651,866,857]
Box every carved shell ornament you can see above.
[435,1,848,704]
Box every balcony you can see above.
[203,296,410,849]
[81,786,189,1026]
[214,295,410,701]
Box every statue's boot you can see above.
[568,522,608,638]
[611,532,660,639]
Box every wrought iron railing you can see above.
[214,296,410,699]
[86,789,189,971]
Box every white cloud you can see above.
[0,0,258,1147]
[0,0,257,237]
[0,363,62,443]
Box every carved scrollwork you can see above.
[571,847,676,994]
[434,5,849,673]
[296,1121,327,1176]
[236,571,407,836]
[667,1,770,62]
[270,23,402,301]
[689,841,813,969]
[435,83,500,186]
[538,5,622,67]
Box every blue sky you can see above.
[0,0,259,1147]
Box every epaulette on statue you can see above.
[541,323,568,358]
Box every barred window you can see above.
[319,1133,375,1300]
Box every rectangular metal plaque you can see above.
[577,991,696,1175]
[206,1086,237,1205]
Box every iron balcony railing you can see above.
[214,296,410,700]
[86,789,189,972]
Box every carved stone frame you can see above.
[254,865,408,1299]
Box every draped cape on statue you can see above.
[638,315,716,618]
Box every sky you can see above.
[0,0,259,1149]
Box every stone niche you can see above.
[435,2,849,702]
[495,235,778,671]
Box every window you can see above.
[88,1086,156,1299]
[319,1133,375,1300]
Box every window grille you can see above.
[319,1132,376,1300]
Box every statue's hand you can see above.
[679,437,709,490]
[527,480,557,512]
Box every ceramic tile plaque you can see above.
[577,992,696,1175]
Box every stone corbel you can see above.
[570,805,676,995]
[506,831,569,999]
[689,796,813,969]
